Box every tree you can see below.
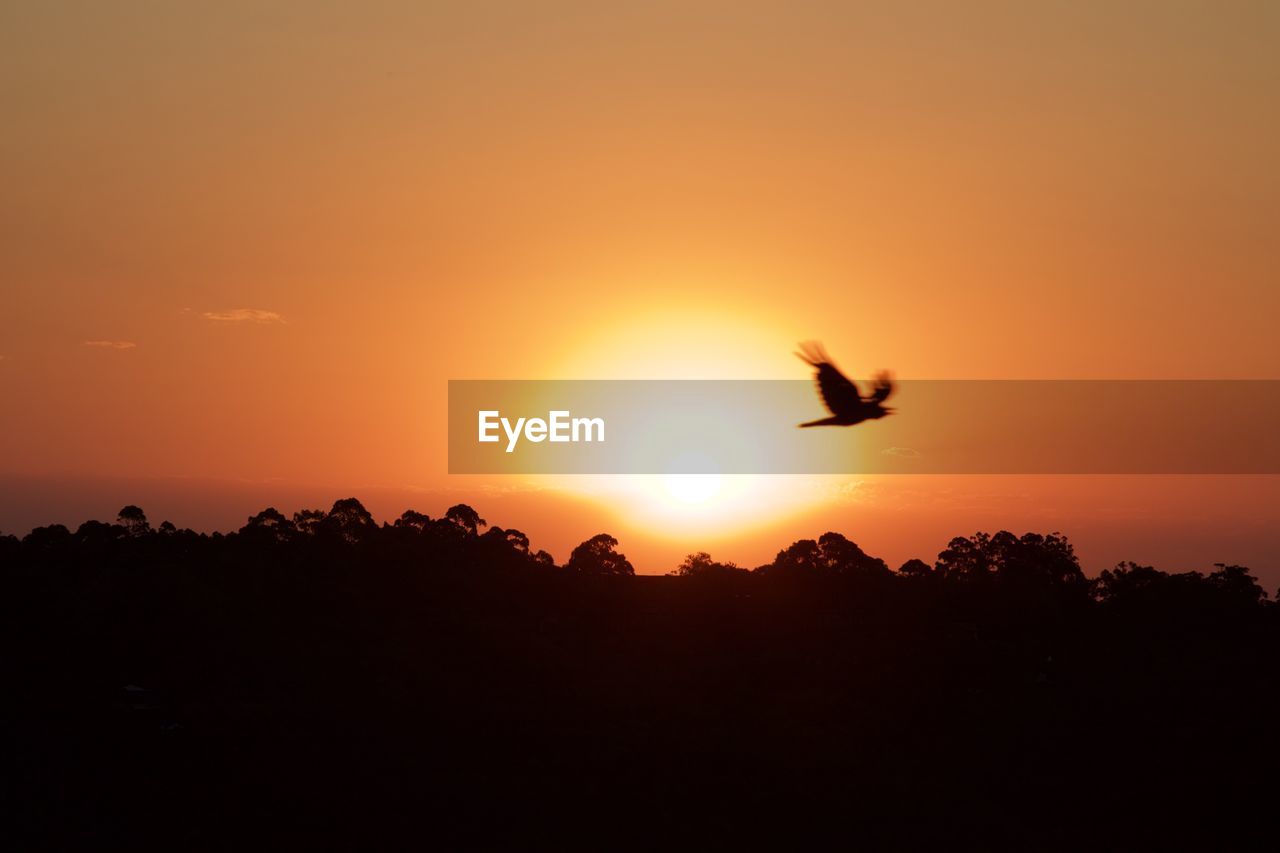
[897,558,933,578]
[994,531,1083,589]
[490,527,530,554]
[817,532,890,577]
[1208,563,1266,605]
[22,524,72,551]
[671,552,746,578]
[1093,562,1167,603]
[240,507,296,543]
[936,531,1085,591]
[761,539,822,575]
[117,505,150,537]
[934,532,998,581]
[471,526,541,572]
[0,532,17,562]
[77,519,124,544]
[445,504,486,537]
[757,533,887,577]
[567,534,634,577]
[323,498,376,543]
[292,508,327,536]
[393,510,432,531]
[1094,561,1266,612]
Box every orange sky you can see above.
[2,2,1278,577]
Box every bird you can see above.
[795,342,895,428]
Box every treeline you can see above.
[3,497,1270,611]
[4,498,1279,848]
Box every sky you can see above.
[2,2,1278,577]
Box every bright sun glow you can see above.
[543,473,832,540]
[541,309,839,537]
[662,474,722,505]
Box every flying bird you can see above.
[796,342,895,428]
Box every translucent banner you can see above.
[447,380,1280,474]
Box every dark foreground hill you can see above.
[2,500,1277,849]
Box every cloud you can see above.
[825,479,869,503]
[881,446,923,459]
[202,308,285,324]
[83,340,137,350]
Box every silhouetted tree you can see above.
[76,519,123,545]
[323,498,376,543]
[1093,561,1166,603]
[897,558,933,577]
[760,538,822,575]
[293,508,327,536]
[0,532,18,564]
[445,504,486,537]
[936,531,1085,591]
[671,552,746,578]
[4,497,1278,851]
[817,531,890,576]
[394,510,432,531]
[117,505,150,537]
[1209,563,1267,605]
[758,532,887,578]
[22,524,72,551]
[240,507,296,544]
[471,526,543,573]
[566,534,634,577]
[484,527,530,554]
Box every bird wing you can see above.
[868,371,895,403]
[796,341,863,417]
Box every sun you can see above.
[662,474,722,505]
[624,474,762,525]
[536,473,829,542]
[537,307,835,536]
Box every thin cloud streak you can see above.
[202,309,285,324]
[82,340,137,350]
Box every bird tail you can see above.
[798,416,840,428]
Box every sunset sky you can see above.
[2,2,1277,577]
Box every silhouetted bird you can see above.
[796,341,895,427]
